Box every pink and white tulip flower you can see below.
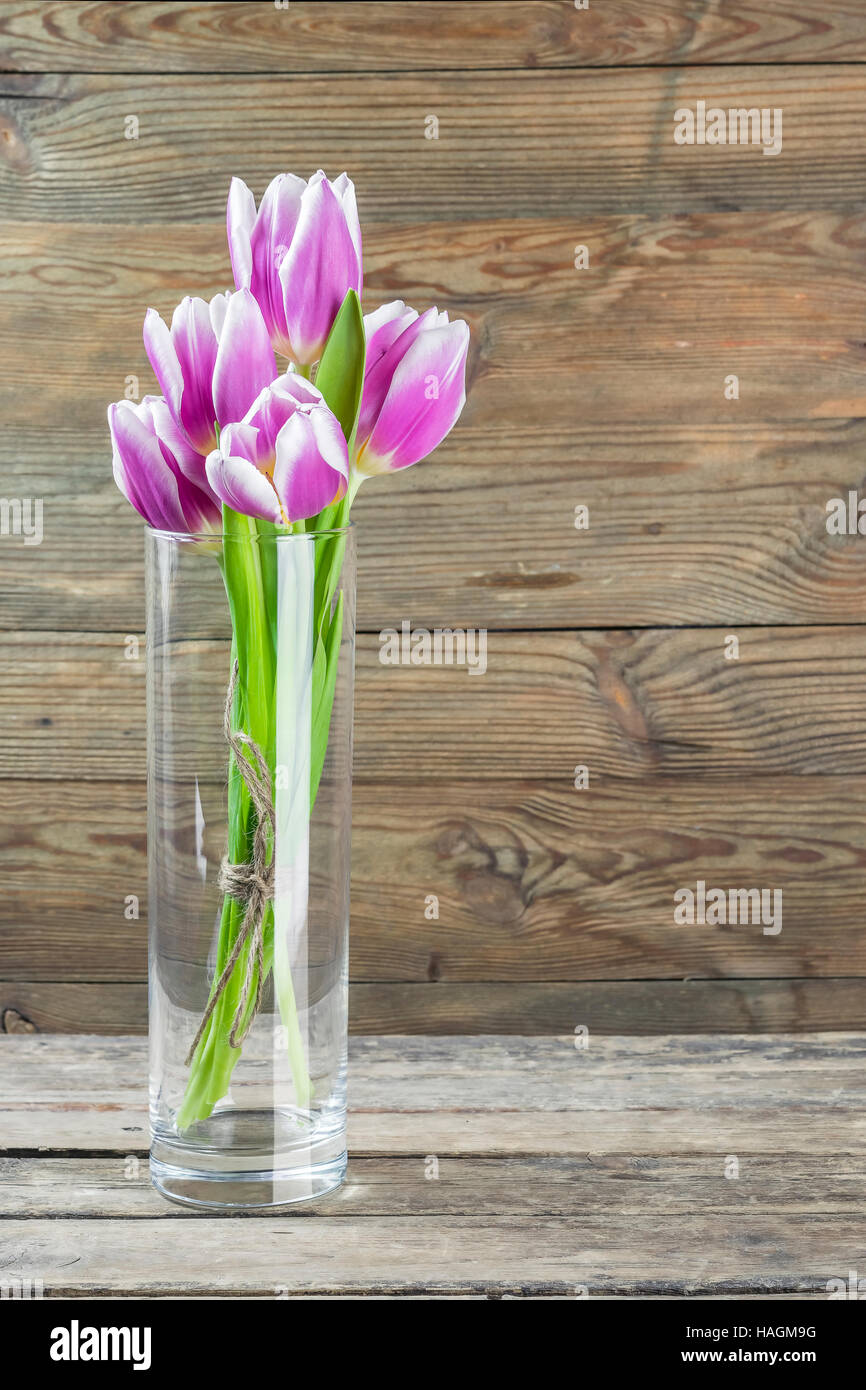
[109,395,221,534]
[143,288,276,457]
[205,375,349,526]
[354,301,470,480]
[226,171,363,368]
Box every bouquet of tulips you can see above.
[109,171,469,1127]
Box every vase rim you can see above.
[146,522,354,543]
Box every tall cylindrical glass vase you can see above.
[145,524,355,1209]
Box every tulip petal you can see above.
[332,171,363,294]
[357,306,437,445]
[226,176,257,289]
[360,320,469,473]
[109,400,188,532]
[110,395,220,533]
[270,372,325,409]
[168,297,220,454]
[208,291,230,340]
[244,374,323,451]
[363,301,417,368]
[249,173,305,353]
[143,308,184,426]
[148,396,217,504]
[205,444,284,525]
[279,171,363,365]
[272,407,349,522]
[212,288,277,432]
[172,467,222,533]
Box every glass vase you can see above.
[145,523,355,1209]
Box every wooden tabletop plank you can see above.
[2,1035,864,1155]
[5,1153,865,1219]
[1,1035,861,1295]
[4,1211,858,1297]
[4,2,866,74]
[4,1033,865,1106]
[4,1105,865,1156]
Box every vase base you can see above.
[150,1106,347,1209]
[150,1150,347,1209]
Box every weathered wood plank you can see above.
[348,980,866,1036]
[5,1033,864,1108]
[7,419,866,632]
[3,1211,858,1297]
[0,1033,862,1296]
[0,983,147,1033]
[1,1034,863,1159]
[4,1102,863,1156]
[3,214,866,630]
[7,214,866,428]
[4,2,866,73]
[3,776,866,983]
[2,628,865,782]
[2,71,866,222]
[6,979,866,1037]
[350,779,866,982]
[4,1153,862,1219]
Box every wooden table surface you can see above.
[1,1032,864,1299]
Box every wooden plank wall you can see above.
[2,1,866,1035]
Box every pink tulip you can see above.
[143,289,276,456]
[354,301,469,478]
[109,396,220,534]
[205,374,349,526]
[227,171,362,367]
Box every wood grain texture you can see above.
[0,1034,862,1296]
[2,627,865,782]
[5,978,866,1036]
[8,1032,864,1107]
[5,419,866,632]
[2,70,866,222]
[9,1212,859,1296]
[2,774,866,983]
[3,625,865,1023]
[4,2,866,73]
[2,6,865,1040]
[5,1100,862,1159]
[3,213,866,632]
[4,1152,863,1218]
[8,213,866,428]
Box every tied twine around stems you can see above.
[184,660,275,1067]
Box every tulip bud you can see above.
[143,289,276,456]
[227,171,363,368]
[353,300,469,481]
[205,374,349,526]
[109,396,221,534]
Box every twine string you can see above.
[185,660,275,1067]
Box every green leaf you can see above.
[254,516,281,654]
[220,504,276,847]
[310,590,344,807]
[313,527,346,639]
[315,288,366,450]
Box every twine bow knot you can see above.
[185,660,275,1066]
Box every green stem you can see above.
[177,509,316,1129]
